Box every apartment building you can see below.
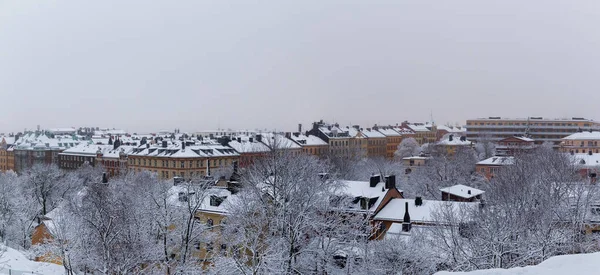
[361,128,387,158]
[309,121,351,156]
[288,132,328,157]
[375,126,403,159]
[12,132,82,173]
[465,117,600,145]
[560,131,600,154]
[0,137,15,172]
[128,140,239,180]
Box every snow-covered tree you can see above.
[395,138,421,159]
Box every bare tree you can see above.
[395,138,421,159]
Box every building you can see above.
[59,142,134,177]
[345,126,368,157]
[288,132,328,158]
[403,122,438,145]
[12,133,82,173]
[495,136,536,156]
[475,156,514,180]
[227,136,271,168]
[433,134,472,156]
[361,128,387,158]
[560,131,600,154]
[309,121,351,156]
[440,184,484,202]
[373,197,478,239]
[571,152,600,183]
[465,117,600,145]
[0,137,15,172]
[127,141,239,180]
[402,155,430,170]
[375,126,403,159]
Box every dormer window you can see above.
[178,192,188,202]
[210,195,226,207]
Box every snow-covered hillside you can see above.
[0,246,64,275]
[435,252,600,275]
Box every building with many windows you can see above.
[127,141,239,180]
[465,117,600,145]
[12,132,82,173]
[0,137,15,172]
[559,131,600,154]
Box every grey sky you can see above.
[1,1,599,134]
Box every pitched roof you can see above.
[440,184,484,199]
[563,131,600,140]
[476,156,515,166]
[374,198,478,223]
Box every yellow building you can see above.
[403,123,438,145]
[362,128,387,158]
[309,122,351,157]
[434,134,473,156]
[375,127,404,159]
[128,141,239,180]
[288,133,329,157]
[0,137,15,172]
[560,131,600,154]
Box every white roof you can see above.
[361,129,386,138]
[374,198,477,223]
[476,156,515,166]
[571,153,600,167]
[436,137,472,146]
[407,124,431,132]
[440,184,484,199]
[228,139,271,153]
[376,128,402,137]
[289,133,328,146]
[334,179,400,212]
[563,131,600,140]
[258,133,302,149]
[129,142,239,158]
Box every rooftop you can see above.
[440,184,485,199]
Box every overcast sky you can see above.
[1,1,600,134]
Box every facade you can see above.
[403,122,438,145]
[475,156,514,180]
[12,133,82,173]
[227,136,271,168]
[465,117,600,145]
[59,142,134,177]
[0,137,15,172]
[375,126,403,159]
[309,121,351,157]
[495,136,536,156]
[127,141,239,180]
[560,131,600,154]
[288,132,328,157]
[361,128,387,158]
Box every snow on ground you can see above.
[435,252,600,275]
[0,246,63,275]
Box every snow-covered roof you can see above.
[169,185,240,215]
[257,133,302,149]
[13,133,81,150]
[571,153,600,167]
[317,125,350,138]
[374,198,477,223]
[440,184,484,199]
[289,133,328,146]
[128,142,239,158]
[436,137,472,146]
[361,129,386,138]
[437,125,466,133]
[59,143,135,159]
[0,244,65,274]
[47,127,77,134]
[562,131,600,140]
[407,124,431,132]
[476,156,515,166]
[228,139,271,153]
[334,179,401,212]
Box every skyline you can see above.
[2,1,600,133]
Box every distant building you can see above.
[495,136,536,156]
[375,126,404,159]
[475,156,514,180]
[0,137,15,172]
[440,184,484,202]
[288,132,328,158]
[465,117,600,145]
[434,134,472,156]
[559,131,600,154]
[402,122,438,145]
[12,132,82,173]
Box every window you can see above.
[207,218,214,227]
[206,242,214,252]
[180,161,184,168]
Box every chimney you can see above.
[460,136,466,142]
[101,173,108,184]
[415,196,423,206]
[449,134,453,142]
[402,202,411,232]
[162,140,168,148]
[182,141,186,150]
[298,124,302,133]
[468,190,472,195]
[237,137,242,143]
[369,175,381,188]
[384,175,396,189]
[285,132,291,139]
[256,135,262,143]
[589,150,593,156]
[249,137,254,143]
